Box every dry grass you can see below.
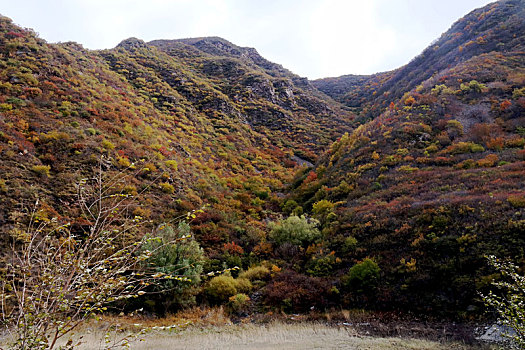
[3,308,494,349]
[72,321,486,350]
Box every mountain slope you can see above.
[147,37,352,160]
[290,0,525,315]
[0,0,524,319]
[0,15,351,260]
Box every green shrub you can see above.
[117,156,131,168]
[425,144,439,153]
[160,182,175,194]
[306,254,339,277]
[431,84,455,95]
[446,142,485,154]
[165,159,178,170]
[398,165,419,172]
[512,87,525,99]
[269,215,320,247]
[396,148,409,156]
[344,258,381,294]
[460,80,486,93]
[470,143,485,153]
[255,190,269,200]
[85,127,97,136]
[282,200,299,215]
[0,103,13,111]
[239,266,270,281]
[141,222,204,311]
[206,275,238,303]
[343,236,358,253]
[101,139,115,150]
[292,206,303,216]
[312,200,335,218]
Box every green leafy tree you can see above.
[481,255,525,348]
[141,221,204,312]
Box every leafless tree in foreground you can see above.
[0,162,192,349]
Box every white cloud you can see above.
[306,0,397,76]
[0,0,495,78]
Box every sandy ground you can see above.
[73,323,486,350]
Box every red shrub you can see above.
[223,242,244,256]
[264,270,335,311]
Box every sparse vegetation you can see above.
[55,320,488,350]
[481,255,525,348]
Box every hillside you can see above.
[0,14,352,260]
[291,0,525,315]
[0,0,524,323]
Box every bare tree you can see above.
[0,161,190,349]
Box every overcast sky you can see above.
[1,0,495,79]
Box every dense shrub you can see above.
[306,253,339,277]
[269,215,320,247]
[234,277,253,294]
[343,258,381,294]
[160,182,175,194]
[31,165,50,177]
[445,142,485,154]
[239,265,270,281]
[141,222,204,312]
[264,270,334,312]
[206,275,238,304]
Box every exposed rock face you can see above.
[117,37,148,50]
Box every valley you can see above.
[0,0,524,348]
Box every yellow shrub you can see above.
[239,266,270,281]
[476,154,498,167]
[31,165,50,177]
[508,195,525,208]
[160,182,175,194]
